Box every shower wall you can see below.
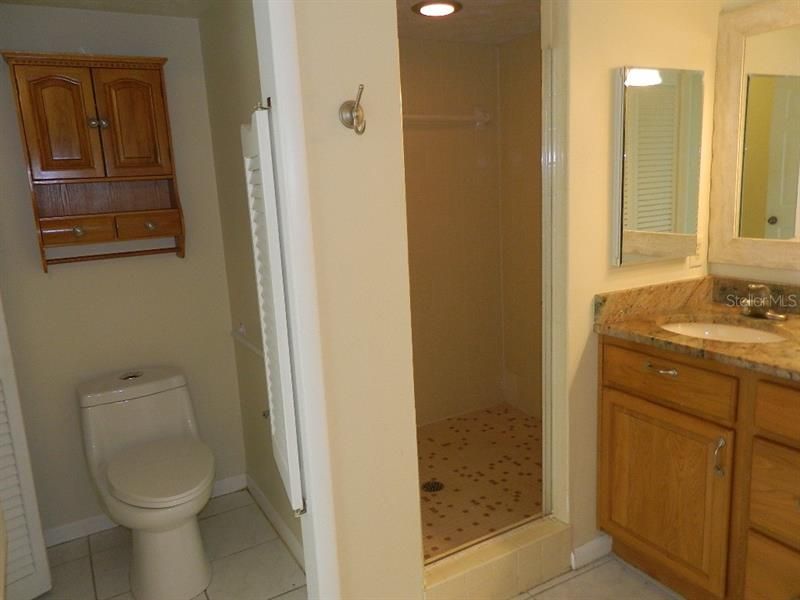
[401,39,503,425]
[401,33,541,425]
[498,32,542,419]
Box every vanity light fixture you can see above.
[624,68,663,87]
[412,1,462,17]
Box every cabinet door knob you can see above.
[72,225,85,238]
[144,221,157,232]
[713,437,726,478]
[98,118,110,129]
[87,118,100,129]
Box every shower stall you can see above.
[397,0,544,563]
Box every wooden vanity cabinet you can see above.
[599,336,800,600]
[3,52,184,270]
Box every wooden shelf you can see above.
[46,246,180,266]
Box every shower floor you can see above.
[417,402,543,562]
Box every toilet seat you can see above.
[106,437,214,509]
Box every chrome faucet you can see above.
[741,283,787,321]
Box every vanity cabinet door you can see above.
[13,65,105,180]
[599,388,734,598]
[91,68,172,177]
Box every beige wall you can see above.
[499,32,542,418]
[293,1,425,596]
[564,0,719,547]
[198,0,301,542]
[400,38,504,425]
[0,4,244,531]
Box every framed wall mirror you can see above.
[709,1,800,269]
[611,66,704,266]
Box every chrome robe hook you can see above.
[339,84,366,135]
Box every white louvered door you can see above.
[623,73,680,232]
[0,295,50,599]
[241,109,305,513]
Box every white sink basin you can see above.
[661,322,786,344]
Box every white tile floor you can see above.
[39,490,306,600]
[40,490,678,600]
[518,555,682,600]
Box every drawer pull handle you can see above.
[713,437,726,478]
[72,225,86,238]
[144,221,157,232]
[645,362,678,377]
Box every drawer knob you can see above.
[144,221,157,232]
[72,225,85,238]
[645,361,678,377]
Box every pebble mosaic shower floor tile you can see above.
[417,402,543,562]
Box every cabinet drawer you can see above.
[40,216,115,246]
[603,344,738,423]
[750,438,800,548]
[755,382,800,443]
[116,210,181,240]
[744,532,800,600]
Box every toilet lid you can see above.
[106,438,214,509]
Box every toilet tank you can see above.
[78,367,200,479]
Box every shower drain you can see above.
[421,480,444,493]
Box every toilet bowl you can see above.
[78,367,214,600]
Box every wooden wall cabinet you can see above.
[3,52,185,271]
[599,337,800,599]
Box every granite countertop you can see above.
[594,277,800,382]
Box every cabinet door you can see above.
[13,65,105,180]
[91,68,172,177]
[599,388,734,597]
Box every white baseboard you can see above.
[246,475,304,568]
[570,533,612,570]
[44,474,248,548]
[212,474,248,497]
[44,513,117,548]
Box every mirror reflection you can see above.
[614,67,703,265]
[739,26,800,240]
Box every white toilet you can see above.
[78,367,214,600]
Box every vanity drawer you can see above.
[755,382,800,444]
[750,438,800,548]
[40,216,116,246]
[116,210,181,240]
[603,344,738,423]
[744,531,800,600]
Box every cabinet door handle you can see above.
[144,221,157,232]
[713,437,726,478]
[645,361,678,377]
[72,225,85,238]
[98,118,110,129]
[87,117,100,129]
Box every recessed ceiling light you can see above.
[412,1,463,18]
[624,68,663,87]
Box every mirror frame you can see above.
[709,0,800,269]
